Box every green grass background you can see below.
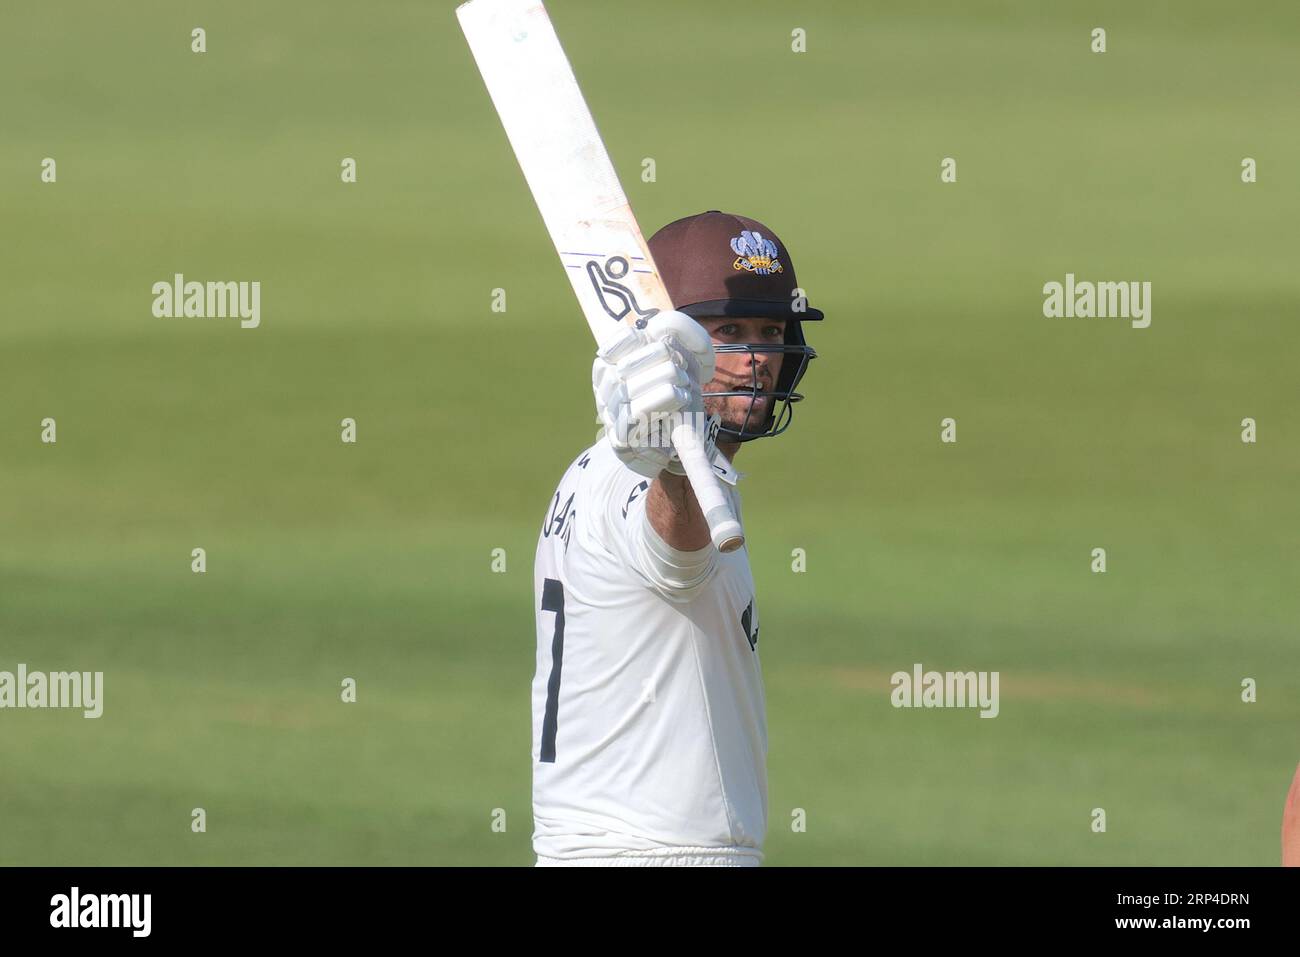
[2,0,1297,865]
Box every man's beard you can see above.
[708,393,775,435]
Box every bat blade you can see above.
[457,0,744,553]
[456,0,669,350]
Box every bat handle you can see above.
[671,419,745,553]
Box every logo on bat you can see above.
[585,256,660,324]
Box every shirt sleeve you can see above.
[588,464,720,603]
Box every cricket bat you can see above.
[456,0,745,553]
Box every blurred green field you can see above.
[2,0,1298,865]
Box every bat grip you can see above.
[670,419,744,553]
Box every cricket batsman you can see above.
[531,211,822,866]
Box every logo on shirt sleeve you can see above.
[740,599,759,651]
[621,480,650,519]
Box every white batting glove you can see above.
[592,310,716,479]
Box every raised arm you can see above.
[646,472,710,552]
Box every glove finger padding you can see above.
[615,338,672,378]
[622,345,692,419]
[596,322,649,365]
[591,358,628,438]
[639,310,716,384]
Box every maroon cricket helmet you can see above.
[648,211,821,441]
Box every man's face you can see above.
[697,316,786,433]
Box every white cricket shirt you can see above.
[531,439,767,864]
